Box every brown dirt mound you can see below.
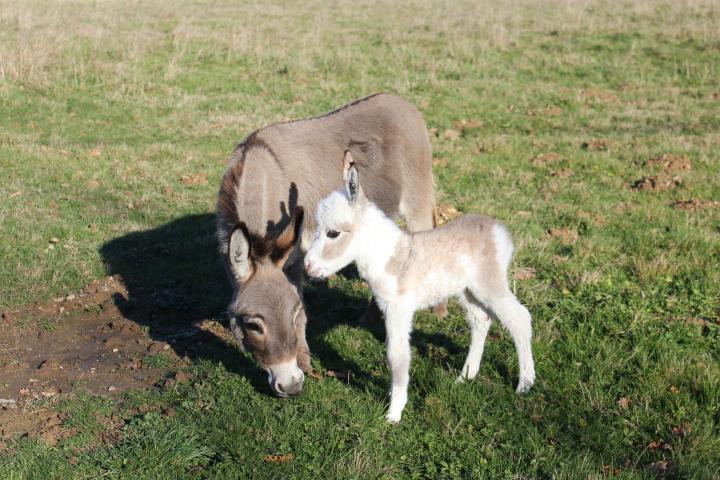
[672,199,720,211]
[631,174,682,191]
[645,153,692,173]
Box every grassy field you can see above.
[1,0,719,478]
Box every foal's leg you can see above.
[480,291,535,393]
[456,293,493,383]
[385,305,414,423]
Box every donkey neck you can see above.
[354,204,407,287]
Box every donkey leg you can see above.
[385,306,414,423]
[482,292,535,393]
[456,293,493,383]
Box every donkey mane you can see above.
[217,135,280,229]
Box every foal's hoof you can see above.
[385,412,402,424]
[516,379,534,394]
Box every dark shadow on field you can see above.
[100,214,464,398]
[100,214,269,392]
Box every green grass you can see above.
[1,0,719,478]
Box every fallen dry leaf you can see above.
[515,267,536,281]
[10,191,22,197]
[180,173,208,186]
[616,397,629,410]
[434,203,462,225]
[307,371,322,380]
[602,465,622,476]
[547,227,578,244]
[90,148,102,158]
[428,127,439,137]
[671,423,692,438]
[670,385,680,394]
[263,453,294,463]
[326,370,350,381]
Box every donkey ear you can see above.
[342,150,354,182]
[228,223,254,283]
[273,206,304,268]
[343,156,361,203]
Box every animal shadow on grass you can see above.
[100,213,464,398]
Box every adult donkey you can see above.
[217,93,443,397]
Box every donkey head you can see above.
[226,207,306,397]
[305,151,367,279]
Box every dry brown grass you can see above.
[2,0,719,87]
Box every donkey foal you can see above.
[304,152,535,423]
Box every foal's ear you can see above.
[228,222,254,283]
[343,151,361,203]
[273,206,304,268]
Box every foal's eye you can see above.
[326,229,340,239]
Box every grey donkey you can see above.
[216,93,445,397]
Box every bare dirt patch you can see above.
[581,139,610,151]
[180,173,208,186]
[581,87,619,104]
[548,227,579,244]
[0,405,76,447]
[530,152,563,165]
[0,275,235,442]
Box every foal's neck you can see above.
[354,205,407,282]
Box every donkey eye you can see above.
[243,320,264,334]
[326,229,340,239]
